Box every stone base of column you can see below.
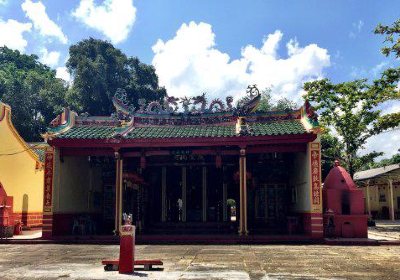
[42,214,53,239]
[300,212,324,239]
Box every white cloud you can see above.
[152,22,330,102]
[363,131,400,161]
[350,66,366,78]
[21,0,67,44]
[72,0,137,44]
[39,48,60,67]
[0,0,9,6]
[371,61,389,77]
[349,20,364,39]
[360,101,400,160]
[353,20,364,32]
[56,66,71,82]
[0,19,32,52]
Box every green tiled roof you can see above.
[32,148,45,162]
[28,143,49,162]
[250,121,306,136]
[125,125,236,139]
[55,126,116,139]
[53,120,308,140]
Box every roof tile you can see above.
[53,120,308,140]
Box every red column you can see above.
[42,147,55,239]
[115,155,123,235]
[239,148,248,236]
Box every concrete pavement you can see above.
[1,244,400,279]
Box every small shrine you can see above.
[323,161,368,238]
[0,182,14,238]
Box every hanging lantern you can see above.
[233,170,252,182]
[123,172,144,184]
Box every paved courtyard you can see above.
[1,244,400,280]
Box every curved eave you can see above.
[47,133,317,149]
[0,102,42,164]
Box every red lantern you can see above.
[233,170,252,182]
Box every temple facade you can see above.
[41,86,324,240]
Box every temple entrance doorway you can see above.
[165,167,183,222]
[140,163,237,235]
[250,184,287,231]
[186,166,203,222]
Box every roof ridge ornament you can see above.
[112,88,135,121]
[111,85,261,117]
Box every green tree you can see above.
[67,38,166,115]
[237,87,298,112]
[303,78,400,177]
[377,152,400,166]
[375,19,400,58]
[0,47,67,141]
[374,19,400,134]
[320,131,344,180]
[274,97,297,111]
[359,151,400,171]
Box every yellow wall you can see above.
[0,103,43,213]
[361,183,400,215]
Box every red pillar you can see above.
[239,148,248,236]
[115,154,123,235]
[42,147,55,239]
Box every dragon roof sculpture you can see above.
[112,85,261,119]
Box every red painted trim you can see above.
[48,134,317,149]
[59,145,306,158]
[123,151,141,157]
[308,213,323,217]
[146,150,169,156]
[246,145,306,153]
[0,105,5,122]
[62,149,115,156]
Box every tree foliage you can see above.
[0,47,67,141]
[303,77,400,177]
[358,152,400,171]
[375,19,400,58]
[237,87,297,112]
[67,38,166,115]
[320,131,343,180]
[374,20,400,133]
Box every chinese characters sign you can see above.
[43,148,54,213]
[310,143,322,212]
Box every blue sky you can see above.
[0,0,399,159]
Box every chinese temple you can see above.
[41,86,324,241]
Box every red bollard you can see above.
[119,224,135,274]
